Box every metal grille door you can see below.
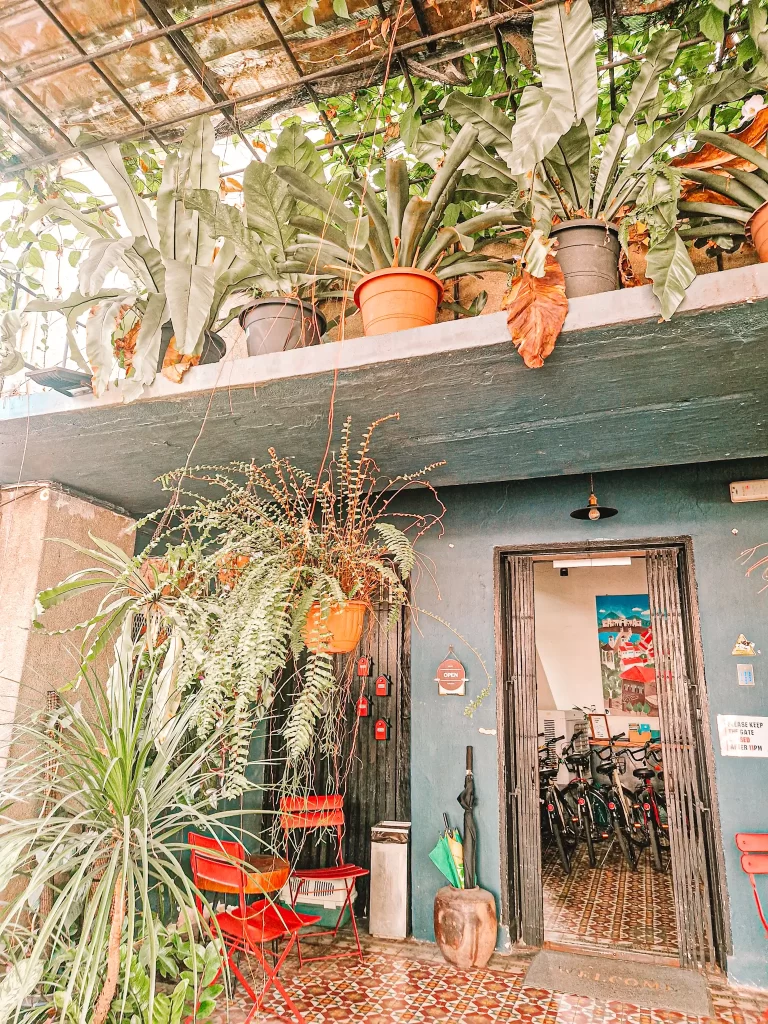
[647,548,715,967]
[503,555,543,946]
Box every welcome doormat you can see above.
[522,950,711,1015]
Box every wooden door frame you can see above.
[494,536,731,966]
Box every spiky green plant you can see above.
[273,124,522,294]
[0,654,248,1024]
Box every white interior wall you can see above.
[533,559,659,733]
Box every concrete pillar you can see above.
[0,482,135,773]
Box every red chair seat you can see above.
[291,865,369,882]
[218,901,322,944]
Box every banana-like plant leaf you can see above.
[591,30,681,216]
[605,65,768,218]
[126,236,166,294]
[87,143,160,249]
[425,123,479,209]
[183,188,275,275]
[544,119,591,213]
[506,88,575,175]
[266,123,325,217]
[645,228,696,321]
[163,260,216,355]
[678,200,752,222]
[462,143,517,183]
[242,160,297,264]
[128,290,167,394]
[400,195,432,266]
[436,257,517,280]
[290,216,349,253]
[156,116,218,268]
[680,167,761,209]
[275,165,356,226]
[347,181,390,259]
[24,198,113,240]
[533,0,598,133]
[749,0,768,63]
[86,296,133,396]
[694,128,768,178]
[79,236,136,296]
[441,94,517,171]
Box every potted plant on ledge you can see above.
[275,123,523,336]
[183,123,331,356]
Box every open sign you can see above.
[435,646,466,695]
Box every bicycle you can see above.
[626,738,669,872]
[561,736,610,868]
[538,733,574,873]
[592,732,640,871]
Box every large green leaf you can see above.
[645,229,696,321]
[86,296,131,396]
[163,260,216,355]
[749,0,768,63]
[79,236,136,296]
[544,119,591,213]
[506,88,575,175]
[532,0,598,133]
[183,188,274,276]
[275,165,356,227]
[605,65,768,218]
[87,143,160,249]
[441,94,517,171]
[591,30,681,216]
[265,123,325,220]
[243,161,300,264]
[157,116,218,269]
[24,198,113,240]
[121,290,167,401]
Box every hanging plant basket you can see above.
[353,267,443,336]
[303,599,367,654]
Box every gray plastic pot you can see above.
[550,219,620,298]
[157,322,225,371]
[239,298,326,356]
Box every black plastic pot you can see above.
[239,298,326,357]
[157,321,226,371]
[550,219,620,298]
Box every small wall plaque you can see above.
[737,663,755,687]
[435,646,466,696]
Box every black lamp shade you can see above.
[570,490,618,521]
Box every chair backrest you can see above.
[279,795,346,865]
[736,832,768,854]
[735,834,768,937]
[189,831,248,911]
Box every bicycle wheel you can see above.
[581,800,596,867]
[647,811,663,871]
[552,813,571,873]
[614,811,638,868]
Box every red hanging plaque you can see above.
[357,656,372,677]
[375,674,391,697]
[435,646,466,695]
[357,694,370,717]
[374,718,390,741]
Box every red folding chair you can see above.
[279,795,368,965]
[189,832,320,1024]
[735,833,768,937]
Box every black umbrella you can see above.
[457,745,477,889]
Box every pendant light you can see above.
[570,474,618,521]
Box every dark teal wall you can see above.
[409,458,768,989]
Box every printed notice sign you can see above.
[717,715,768,757]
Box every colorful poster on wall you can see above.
[596,595,656,713]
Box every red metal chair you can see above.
[735,833,768,937]
[189,832,320,1024]
[279,795,368,965]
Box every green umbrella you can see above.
[429,814,464,888]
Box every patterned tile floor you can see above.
[210,930,768,1024]
[542,838,679,958]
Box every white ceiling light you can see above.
[552,557,632,569]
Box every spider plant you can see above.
[273,123,523,291]
[0,656,245,1024]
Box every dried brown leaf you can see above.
[502,256,568,369]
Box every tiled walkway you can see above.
[214,932,768,1024]
[542,839,678,958]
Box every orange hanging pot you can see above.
[747,201,768,262]
[353,267,443,336]
[303,599,367,654]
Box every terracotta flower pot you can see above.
[303,599,367,654]
[353,267,443,336]
[747,201,768,262]
[434,886,497,970]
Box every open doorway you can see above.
[497,541,730,970]
[534,554,676,960]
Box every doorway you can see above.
[496,540,730,970]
